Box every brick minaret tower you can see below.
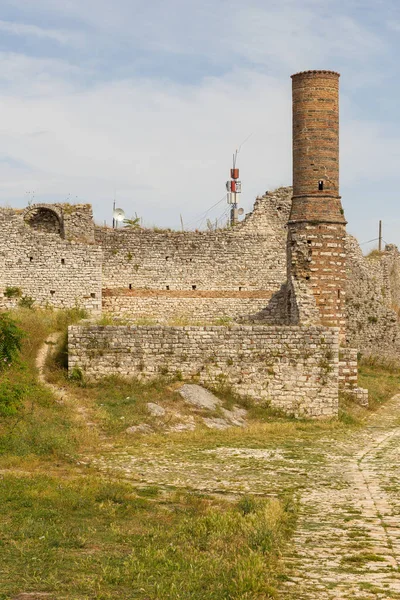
[288,70,347,337]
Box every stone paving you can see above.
[282,396,400,599]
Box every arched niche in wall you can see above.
[23,205,64,237]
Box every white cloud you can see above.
[0,19,81,44]
[0,0,398,245]
[0,63,291,226]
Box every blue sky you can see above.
[0,0,399,249]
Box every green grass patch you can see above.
[341,552,386,565]
[0,307,89,459]
[0,474,296,600]
[359,360,400,411]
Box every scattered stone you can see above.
[203,417,231,430]
[168,416,196,432]
[178,384,221,410]
[125,424,153,435]
[12,595,53,600]
[147,402,166,417]
[221,406,247,427]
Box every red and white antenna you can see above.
[226,150,242,226]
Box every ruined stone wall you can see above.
[0,207,102,312]
[23,203,95,243]
[68,324,339,418]
[345,236,400,360]
[95,188,291,292]
[102,290,271,324]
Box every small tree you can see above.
[123,216,141,229]
[0,313,24,369]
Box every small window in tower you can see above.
[338,289,340,299]
[166,285,170,290]
[166,256,169,261]
[61,258,65,265]
[192,285,197,290]
[129,284,132,290]
[50,290,55,296]
[239,287,243,291]
[29,256,33,262]
[318,180,324,191]
[91,293,96,299]
[306,276,310,281]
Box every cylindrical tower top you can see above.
[290,70,345,224]
[291,70,340,79]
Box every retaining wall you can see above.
[68,324,339,418]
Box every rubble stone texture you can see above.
[68,324,339,418]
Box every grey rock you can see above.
[203,417,230,430]
[221,406,247,427]
[179,384,221,410]
[147,402,166,417]
[126,424,153,435]
[168,420,196,432]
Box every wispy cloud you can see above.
[0,0,398,245]
[0,18,81,44]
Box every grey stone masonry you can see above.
[102,290,272,323]
[95,188,292,292]
[346,236,400,361]
[68,324,339,418]
[0,207,102,312]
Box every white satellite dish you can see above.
[238,207,244,216]
[113,208,126,222]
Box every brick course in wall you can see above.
[68,324,339,418]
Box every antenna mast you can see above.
[226,150,242,226]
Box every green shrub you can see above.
[18,295,35,309]
[0,313,24,369]
[4,286,22,298]
[0,379,25,417]
[69,366,84,383]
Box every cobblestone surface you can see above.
[90,395,400,598]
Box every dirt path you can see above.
[36,334,99,432]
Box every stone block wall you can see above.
[95,189,291,292]
[345,236,400,361]
[339,347,358,389]
[287,222,347,332]
[102,289,272,323]
[0,208,102,312]
[68,324,339,418]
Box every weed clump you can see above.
[0,312,24,369]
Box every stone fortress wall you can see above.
[0,204,102,313]
[95,187,290,292]
[68,324,339,418]
[1,70,400,416]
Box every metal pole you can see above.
[379,220,382,252]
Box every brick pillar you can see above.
[288,70,347,339]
